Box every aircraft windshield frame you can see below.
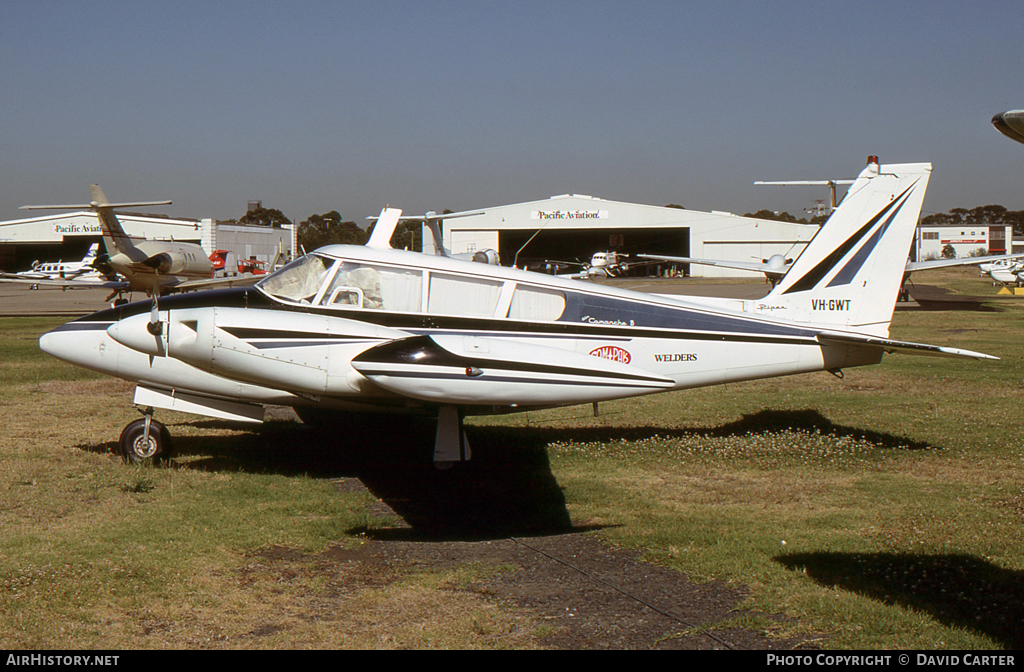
[255,254,335,304]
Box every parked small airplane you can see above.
[4,186,260,303]
[12,243,106,285]
[552,251,664,279]
[987,260,1024,286]
[38,158,997,468]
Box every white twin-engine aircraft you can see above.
[39,158,996,467]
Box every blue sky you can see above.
[2,1,1022,226]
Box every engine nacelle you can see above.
[108,306,412,397]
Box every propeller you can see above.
[146,270,163,337]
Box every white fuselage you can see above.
[107,239,216,294]
[40,245,881,417]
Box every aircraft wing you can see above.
[167,273,265,291]
[905,253,1024,272]
[0,274,129,291]
[636,253,781,274]
[816,332,998,361]
[0,271,263,294]
[622,258,669,270]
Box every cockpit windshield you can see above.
[256,254,332,303]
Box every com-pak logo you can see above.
[589,346,631,364]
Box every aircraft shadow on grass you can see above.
[79,408,933,540]
[904,284,1001,312]
[775,552,1024,649]
[85,414,580,541]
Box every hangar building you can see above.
[438,194,819,278]
[0,211,294,273]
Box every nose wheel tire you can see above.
[118,418,173,464]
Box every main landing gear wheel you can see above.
[118,418,174,465]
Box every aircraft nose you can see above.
[39,321,117,370]
[38,329,66,360]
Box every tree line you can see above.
[229,206,426,253]
[919,205,1024,234]
[744,204,1024,233]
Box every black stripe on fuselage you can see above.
[48,321,113,333]
[68,286,819,347]
[353,335,672,385]
[353,369,668,389]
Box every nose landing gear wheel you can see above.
[118,418,173,465]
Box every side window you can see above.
[427,273,503,316]
[508,285,566,321]
[321,263,423,312]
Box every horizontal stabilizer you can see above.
[637,253,787,274]
[905,252,1024,272]
[817,332,998,360]
[20,201,172,211]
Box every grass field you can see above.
[0,267,1021,649]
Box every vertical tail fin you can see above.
[81,243,99,264]
[20,186,170,261]
[762,158,931,337]
[88,184,139,258]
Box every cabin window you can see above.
[427,273,503,316]
[321,262,423,312]
[257,254,332,303]
[507,285,566,321]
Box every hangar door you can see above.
[498,227,689,274]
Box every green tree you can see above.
[298,211,367,251]
[921,204,1024,235]
[744,209,806,223]
[238,206,291,228]
[362,220,422,252]
[390,221,422,252]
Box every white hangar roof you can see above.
[442,193,816,237]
